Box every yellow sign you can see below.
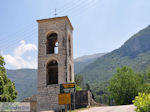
[63,83,75,88]
[60,83,75,93]
[58,93,71,105]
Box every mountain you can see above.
[80,25,150,84]
[74,53,107,73]
[7,69,37,101]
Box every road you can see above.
[79,105,136,112]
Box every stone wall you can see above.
[71,90,97,109]
[37,85,64,112]
[23,95,37,112]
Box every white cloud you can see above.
[3,40,37,69]
[14,40,37,57]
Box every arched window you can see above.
[47,33,58,54]
[47,60,58,85]
[68,37,71,56]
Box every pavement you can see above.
[78,105,136,112]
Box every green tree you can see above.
[86,83,95,99]
[75,75,83,91]
[75,74,83,86]
[0,56,17,102]
[141,68,150,93]
[146,68,150,83]
[85,83,91,91]
[108,66,145,105]
[91,81,113,105]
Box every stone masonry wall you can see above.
[71,90,97,109]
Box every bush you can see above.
[76,84,82,91]
[133,93,150,112]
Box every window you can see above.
[47,60,58,85]
[46,33,58,54]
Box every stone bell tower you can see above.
[37,16,74,111]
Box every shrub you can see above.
[133,93,150,112]
[76,85,82,91]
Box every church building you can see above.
[37,16,74,111]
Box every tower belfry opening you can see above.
[46,33,58,54]
[47,60,58,85]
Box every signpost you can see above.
[60,83,75,93]
[58,93,71,105]
[59,83,76,111]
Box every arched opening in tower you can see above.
[47,60,58,85]
[47,33,58,54]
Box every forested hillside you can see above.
[7,69,37,101]
[74,53,107,73]
[80,25,150,84]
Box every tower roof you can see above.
[37,16,73,30]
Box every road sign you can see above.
[58,93,71,105]
[60,83,75,93]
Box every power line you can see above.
[56,0,99,18]
[69,0,99,17]
[0,26,37,46]
[0,0,101,53]
[0,23,36,42]
[0,27,37,45]
[56,0,86,15]
[0,30,37,51]
[0,25,37,50]
[49,0,93,17]
[49,0,81,17]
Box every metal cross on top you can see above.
[54,8,57,17]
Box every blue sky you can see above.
[0,0,150,69]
